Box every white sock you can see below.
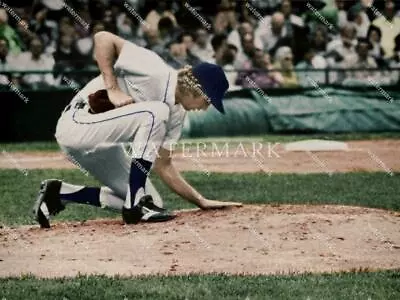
[99,187,124,211]
[60,182,85,194]
[60,182,124,210]
[124,186,145,209]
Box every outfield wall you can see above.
[183,87,400,138]
[1,89,72,142]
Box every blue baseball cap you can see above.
[192,62,229,114]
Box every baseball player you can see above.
[33,31,242,228]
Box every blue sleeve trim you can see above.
[163,72,171,103]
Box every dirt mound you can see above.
[1,205,399,278]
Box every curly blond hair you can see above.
[177,65,209,101]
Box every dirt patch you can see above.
[0,140,399,173]
[1,205,399,278]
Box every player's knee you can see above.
[150,103,170,124]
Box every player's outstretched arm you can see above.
[153,148,242,210]
[93,31,134,107]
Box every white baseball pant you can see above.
[55,100,171,208]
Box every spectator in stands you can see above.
[221,44,238,66]
[0,8,22,55]
[116,11,136,41]
[348,3,370,38]
[103,8,117,34]
[227,44,238,59]
[228,22,263,54]
[296,47,327,87]
[213,0,238,34]
[208,33,237,87]
[237,49,282,88]
[122,0,145,13]
[158,16,177,47]
[11,38,55,88]
[234,33,257,69]
[163,40,182,69]
[310,26,328,56]
[326,23,357,67]
[255,12,288,54]
[341,37,378,82]
[389,34,400,84]
[15,19,36,52]
[0,37,9,64]
[12,6,29,22]
[73,3,92,39]
[53,34,84,71]
[335,0,348,29]
[163,39,199,69]
[211,33,228,64]
[88,0,108,21]
[0,37,11,85]
[29,8,57,52]
[273,46,299,87]
[177,31,202,66]
[219,44,238,88]
[279,0,304,38]
[372,0,400,59]
[390,34,400,65]
[116,6,145,46]
[191,28,214,63]
[367,25,385,67]
[58,16,76,40]
[144,0,177,34]
[11,0,400,90]
[74,21,106,85]
[144,27,164,55]
[245,0,280,16]
[76,22,105,61]
[179,31,195,54]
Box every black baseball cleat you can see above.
[32,179,64,228]
[141,195,176,222]
[122,195,175,224]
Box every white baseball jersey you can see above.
[55,41,187,207]
[73,40,186,151]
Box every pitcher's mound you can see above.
[1,205,399,278]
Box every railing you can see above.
[0,67,399,91]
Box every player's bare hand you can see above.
[107,88,134,108]
[198,199,243,210]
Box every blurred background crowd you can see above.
[0,0,399,90]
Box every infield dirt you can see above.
[1,205,399,277]
[1,139,399,278]
[0,140,399,174]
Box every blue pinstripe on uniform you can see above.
[72,110,155,159]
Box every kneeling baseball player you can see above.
[33,31,242,228]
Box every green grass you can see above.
[1,169,399,298]
[1,270,399,300]
[0,141,60,152]
[0,169,398,226]
[1,132,399,152]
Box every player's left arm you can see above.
[153,147,242,209]
[93,31,134,107]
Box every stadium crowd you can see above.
[0,0,399,90]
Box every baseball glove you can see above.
[88,89,115,113]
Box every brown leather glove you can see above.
[88,89,115,113]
